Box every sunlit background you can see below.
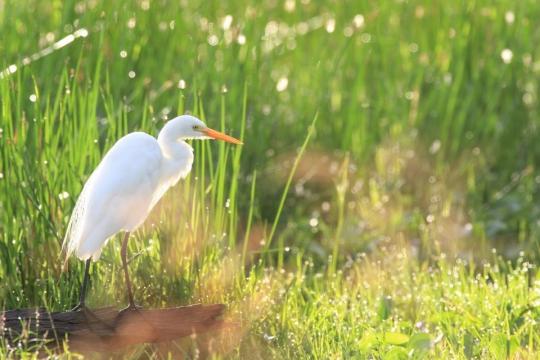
[1,0,540,357]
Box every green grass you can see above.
[1,0,540,358]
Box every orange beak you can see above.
[202,127,243,145]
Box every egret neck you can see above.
[157,127,194,187]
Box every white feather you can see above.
[62,120,196,261]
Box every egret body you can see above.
[63,115,242,310]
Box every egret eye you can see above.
[192,125,200,130]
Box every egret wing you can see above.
[63,133,163,260]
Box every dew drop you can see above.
[276,77,288,92]
[501,48,513,64]
[325,18,336,33]
[353,14,365,28]
[222,15,233,30]
[237,34,246,45]
[208,34,219,46]
[505,11,515,24]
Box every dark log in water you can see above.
[0,304,226,353]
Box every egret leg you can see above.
[121,231,137,309]
[72,258,91,311]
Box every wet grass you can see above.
[1,0,540,358]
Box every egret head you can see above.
[160,115,243,144]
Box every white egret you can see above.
[63,115,242,311]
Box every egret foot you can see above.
[116,303,143,326]
[71,303,89,312]
[71,305,116,332]
[118,303,143,315]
